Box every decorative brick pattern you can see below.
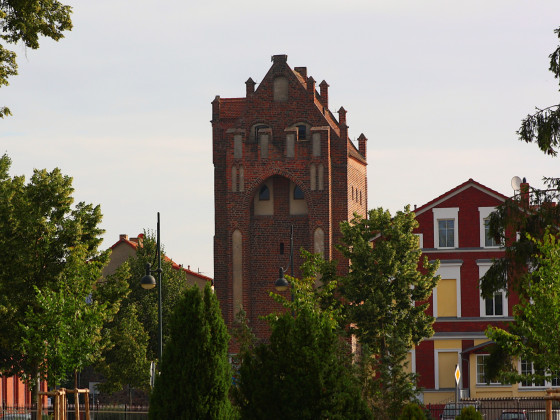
[212,55,367,341]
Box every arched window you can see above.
[293,185,304,200]
[259,185,270,201]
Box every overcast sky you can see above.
[2,1,559,277]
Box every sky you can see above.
[2,1,559,278]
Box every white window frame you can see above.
[433,208,459,249]
[478,261,508,317]
[433,262,462,318]
[434,349,461,390]
[479,207,500,248]
[476,354,501,385]
[519,359,547,389]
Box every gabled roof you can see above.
[414,179,508,216]
[109,234,212,283]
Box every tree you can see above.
[480,178,560,297]
[235,260,373,420]
[336,207,439,419]
[148,284,235,420]
[518,26,560,156]
[485,232,560,384]
[398,403,428,420]
[119,232,189,362]
[0,154,108,400]
[1,0,73,117]
[455,406,483,420]
[20,245,112,389]
[94,300,151,404]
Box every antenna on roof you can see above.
[511,176,522,193]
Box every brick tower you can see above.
[212,55,368,338]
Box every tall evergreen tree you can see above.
[149,284,235,420]
[337,207,439,419]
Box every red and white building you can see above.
[411,179,519,403]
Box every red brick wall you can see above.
[417,340,435,389]
[213,56,367,339]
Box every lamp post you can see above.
[140,212,163,368]
[275,224,294,294]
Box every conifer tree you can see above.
[148,284,235,420]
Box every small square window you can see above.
[438,219,455,248]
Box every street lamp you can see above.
[140,212,163,368]
[275,225,294,293]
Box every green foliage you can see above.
[20,245,110,387]
[455,406,483,420]
[94,232,189,396]
[0,1,73,117]
[398,402,428,420]
[517,26,560,156]
[336,207,439,419]
[95,301,151,395]
[486,231,560,383]
[119,232,189,362]
[0,154,108,393]
[235,266,373,420]
[149,284,235,420]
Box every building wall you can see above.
[412,180,513,403]
[213,55,367,340]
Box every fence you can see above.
[426,397,560,420]
[1,404,148,420]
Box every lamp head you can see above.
[141,274,156,290]
[141,263,156,289]
[275,267,290,292]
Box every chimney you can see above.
[307,76,316,99]
[271,54,288,64]
[211,95,221,122]
[119,234,128,241]
[319,80,329,108]
[245,78,255,97]
[520,177,530,208]
[294,67,307,79]
[358,133,367,158]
